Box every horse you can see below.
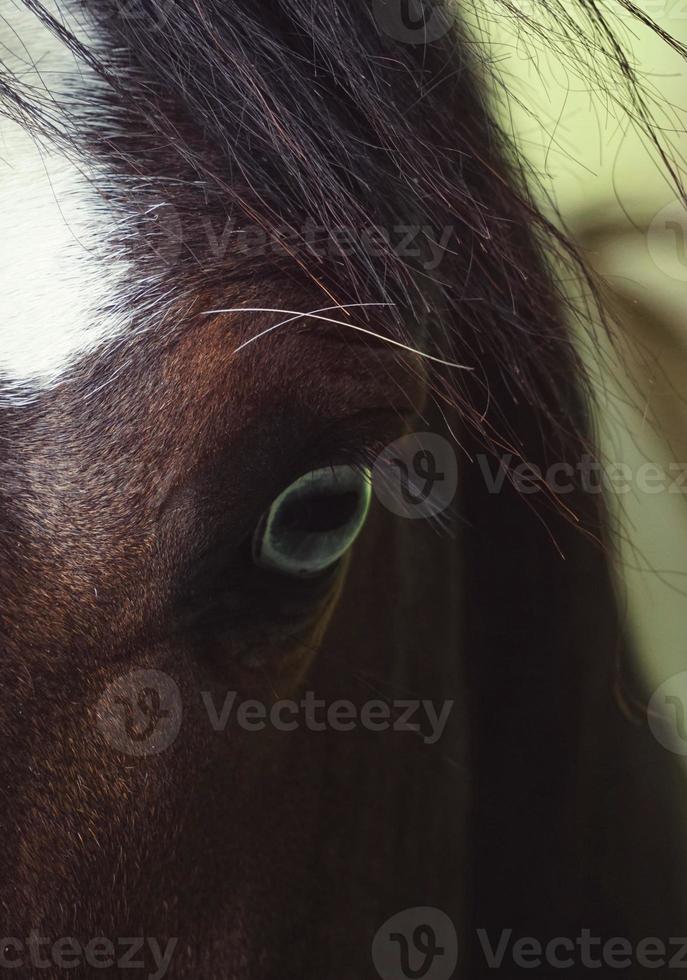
[1,1,685,977]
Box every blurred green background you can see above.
[478,1,687,714]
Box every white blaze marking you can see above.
[0,2,129,396]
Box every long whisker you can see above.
[200,305,473,371]
[212,303,392,351]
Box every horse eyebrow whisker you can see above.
[200,304,474,371]
[213,302,393,350]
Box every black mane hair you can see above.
[6,0,683,516]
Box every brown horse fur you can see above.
[0,1,686,977]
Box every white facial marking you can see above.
[0,2,129,398]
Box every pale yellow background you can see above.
[477,1,687,702]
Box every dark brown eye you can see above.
[252,465,371,577]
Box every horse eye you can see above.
[252,465,372,578]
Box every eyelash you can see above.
[289,401,418,489]
[300,430,387,482]
[320,446,377,477]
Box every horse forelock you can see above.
[0,0,587,463]
[0,0,679,462]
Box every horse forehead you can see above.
[0,3,128,399]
